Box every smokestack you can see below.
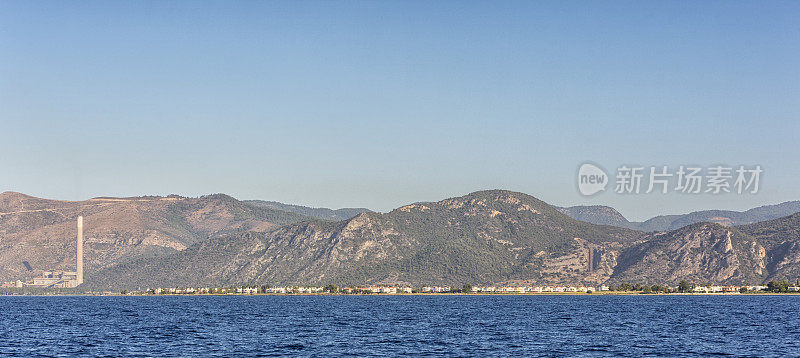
[77,216,83,285]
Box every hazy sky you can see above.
[1,1,798,220]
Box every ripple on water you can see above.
[0,295,799,356]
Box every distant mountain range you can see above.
[89,190,641,289]
[243,200,370,221]
[3,190,800,290]
[558,201,800,232]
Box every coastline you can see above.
[3,292,799,297]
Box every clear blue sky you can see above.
[1,1,798,220]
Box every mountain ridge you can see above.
[243,200,371,221]
[5,190,800,290]
[87,190,644,289]
[560,201,800,232]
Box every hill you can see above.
[607,213,800,286]
[0,192,309,282]
[652,201,800,231]
[557,206,631,228]
[87,190,644,289]
[244,200,371,221]
[738,213,800,282]
[609,223,767,285]
[560,201,800,232]
[10,190,800,290]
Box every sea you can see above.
[1,295,799,357]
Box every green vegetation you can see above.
[766,280,791,293]
[607,283,671,293]
[243,200,370,221]
[678,280,693,293]
[24,190,799,291]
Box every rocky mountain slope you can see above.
[0,192,309,282]
[88,190,644,289]
[91,195,800,290]
[738,213,800,282]
[607,213,800,285]
[244,200,370,221]
[609,223,767,285]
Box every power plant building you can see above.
[20,216,84,288]
[28,271,80,288]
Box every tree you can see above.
[324,284,338,294]
[767,280,790,293]
[739,287,748,294]
[767,281,778,292]
[462,284,472,294]
[678,280,692,293]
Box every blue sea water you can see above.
[1,295,799,357]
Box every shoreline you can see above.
[3,292,799,297]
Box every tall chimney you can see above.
[77,216,83,285]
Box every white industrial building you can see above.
[21,216,84,288]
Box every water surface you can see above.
[1,295,798,356]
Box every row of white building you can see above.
[136,284,800,295]
[472,286,599,293]
[345,286,415,294]
[143,285,603,295]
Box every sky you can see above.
[1,1,798,221]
